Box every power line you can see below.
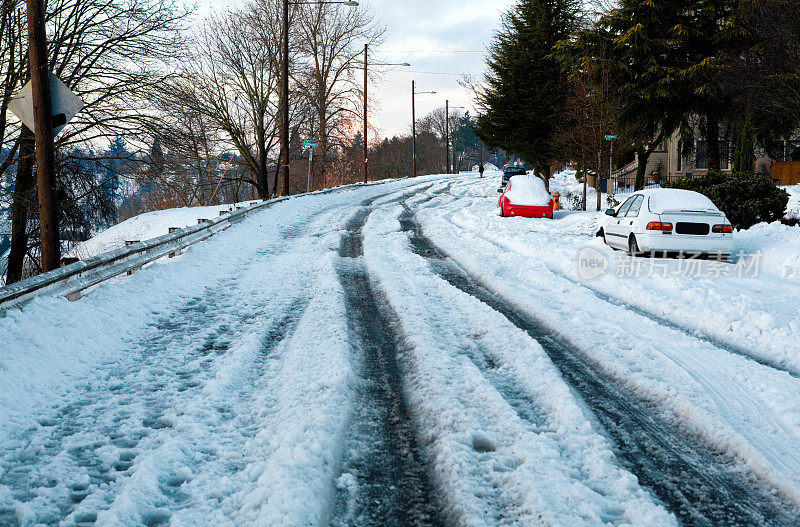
[374,50,486,54]
[399,70,470,76]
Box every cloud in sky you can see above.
[192,0,515,138]
[365,0,515,137]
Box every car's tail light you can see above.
[712,224,733,233]
[646,222,673,232]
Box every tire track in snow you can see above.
[542,263,800,380]
[432,196,800,381]
[398,202,799,526]
[330,197,443,527]
[398,206,552,437]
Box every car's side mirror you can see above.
[605,208,617,217]
[497,188,504,193]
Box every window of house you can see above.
[720,140,730,169]
[767,140,785,161]
[696,141,708,169]
[789,142,800,161]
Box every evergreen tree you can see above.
[733,119,756,175]
[565,0,688,189]
[675,0,739,171]
[475,0,581,188]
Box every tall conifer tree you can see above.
[475,0,580,188]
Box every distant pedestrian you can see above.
[479,164,485,178]
[755,155,774,177]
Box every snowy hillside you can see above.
[67,201,262,259]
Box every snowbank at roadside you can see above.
[67,201,261,259]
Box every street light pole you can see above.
[446,103,465,174]
[363,43,368,184]
[445,99,449,174]
[412,80,416,178]
[281,0,290,196]
[25,0,60,272]
[360,52,407,184]
[411,82,436,178]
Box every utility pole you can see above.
[281,0,290,196]
[445,99,449,174]
[26,0,60,272]
[363,43,368,184]
[412,80,416,178]
[411,82,435,178]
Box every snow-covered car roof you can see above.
[504,175,552,206]
[634,188,719,213]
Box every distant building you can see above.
[613,123,800,190]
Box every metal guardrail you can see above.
[0,181,385,312]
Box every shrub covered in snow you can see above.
[665,171,789,229]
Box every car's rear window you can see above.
[648,190,718,213]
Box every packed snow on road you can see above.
[2,173,800,525]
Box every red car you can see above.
[498,175,554,218]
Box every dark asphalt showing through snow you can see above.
[330,195,443,527]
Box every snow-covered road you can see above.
[2,174,800,525]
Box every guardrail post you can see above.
[168,228,181,258]
[198,219,211,224]
[125,241,141,275]
[66,291,81,302]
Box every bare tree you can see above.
[153,0,311,200]
[1,0,188,283]
[295,2,383,187]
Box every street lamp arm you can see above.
[289,1,358,4]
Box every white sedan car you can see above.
[598,188,734,258]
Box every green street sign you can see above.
[604,135,619,140]
[303,140,319,148]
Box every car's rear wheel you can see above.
[629,235,642,257]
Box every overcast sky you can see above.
[194,0,515,138]
[362,0,515,138]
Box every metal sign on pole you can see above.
[302,140,318,193]
[306,147,314,193]
[9,73,84,136]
